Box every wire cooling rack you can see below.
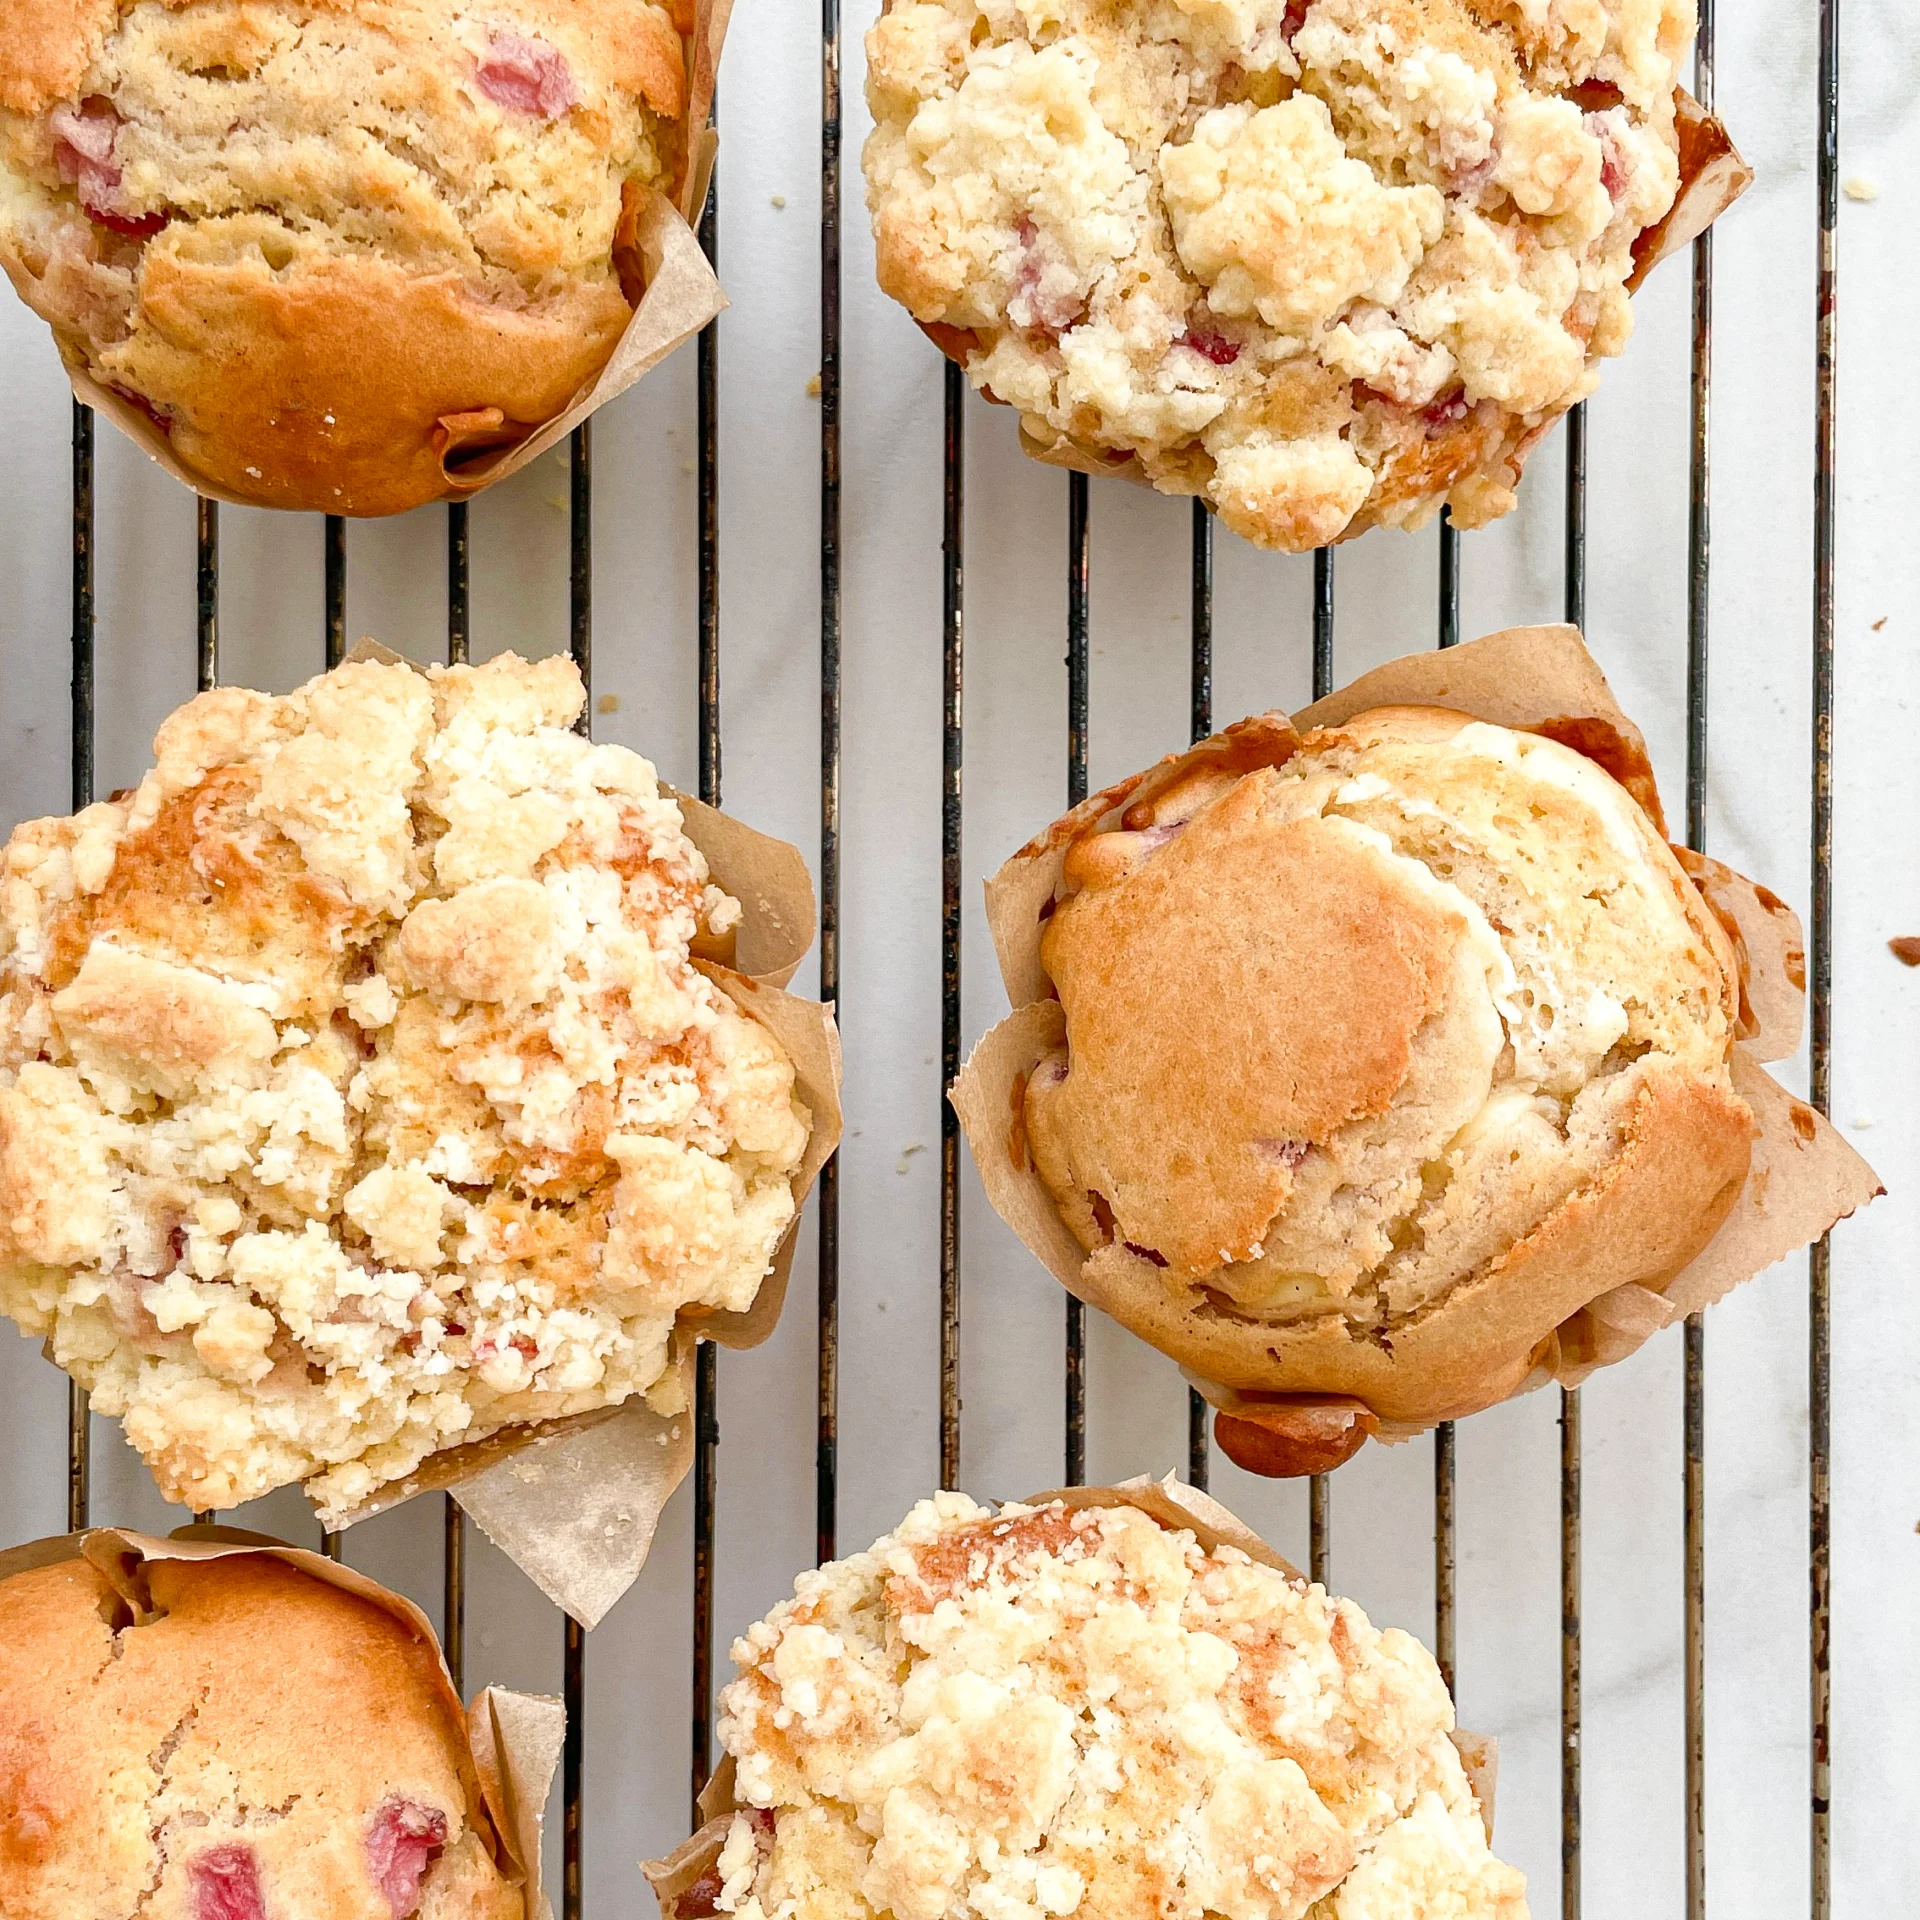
[14,0,1874,1914]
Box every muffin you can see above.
[1017,705,1753,1443]
[863,0,1731,550]
[0,651,812,1521]
[0,1548,520,1920]
[0,0,698,515]
[696,1490,1527,1920]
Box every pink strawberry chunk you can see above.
[366,1798,450,1920]
[477,33,579,118]
[190,1845,265,1920]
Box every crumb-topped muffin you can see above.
[0,1550,521,1920]
[864,0,1704,549]
[0,652,810,1521]
[1021,706,1753,1426]
[0,0,694,515]
[703,1493,1527,1920]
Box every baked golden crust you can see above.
[0,654,811,1521]
[1023,705,1751,1427]
[1033,771,1464,1277]
[865,0,1722,551]
[115,245,633,517]
[1074,1059,1753,1421]
[0,1553,520,1920]
[0,0,689,514]
[710,1494,1528,1920]
[0,0,117,115]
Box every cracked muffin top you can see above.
[1021,706,1753,1420]
[0,1551,519,1920]
[863,0,1699,550]
[0,0,694,514]
[704,1493,1527,1920]
[0,652,810,1523]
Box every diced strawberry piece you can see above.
[477,33,579,118]
[366,1798,449,1920]
[1177,328,1240,366]
[50,97,168,236]
[92,208,167,238]
[1421,390,1471,434]
[107,384,173,436]
[1281,1,1308,40]
[190,1845,265,1920]
[1585,114,1629,202]
[1008,216,1082,337]
[1449,153,1498,202]
[50,98,117,170]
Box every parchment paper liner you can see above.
[0,1525,565,1920]
[642,1473,1501,1916]
[76,644,842,1627]
[43,0,736,515]
[955,626,1881,1445]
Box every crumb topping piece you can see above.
[0,653,810,1522]
[863,0,1696,549]
[715,1494,1527,1920]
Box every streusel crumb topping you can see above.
[714,1495,1526,1920]
[0,653,809,1521]
[863,0,1694,549]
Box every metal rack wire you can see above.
[44,0,1846,1912]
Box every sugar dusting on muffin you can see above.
[863,0,1697,549]
[711,1494,1527,1920]
[0,653,809,1521]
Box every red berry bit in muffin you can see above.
[367,1799,450,1919]
[476,33,580,120]
[188,1845,265,1920]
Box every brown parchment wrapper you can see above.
[642,1473,1499,1915]
[956,626,1882,1447]
[53,0,735,516]
[0,1526,565,1920]
[121,646,843,1627]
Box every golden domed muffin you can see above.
[863,0,1731,550]
[0,0,696,514]
[0,1550,520,1920]
[0,652,810,1521]
[698,1492,1527,1920]
[1021,706,1752,1437]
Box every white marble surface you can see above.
[1,3,1914,1913]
